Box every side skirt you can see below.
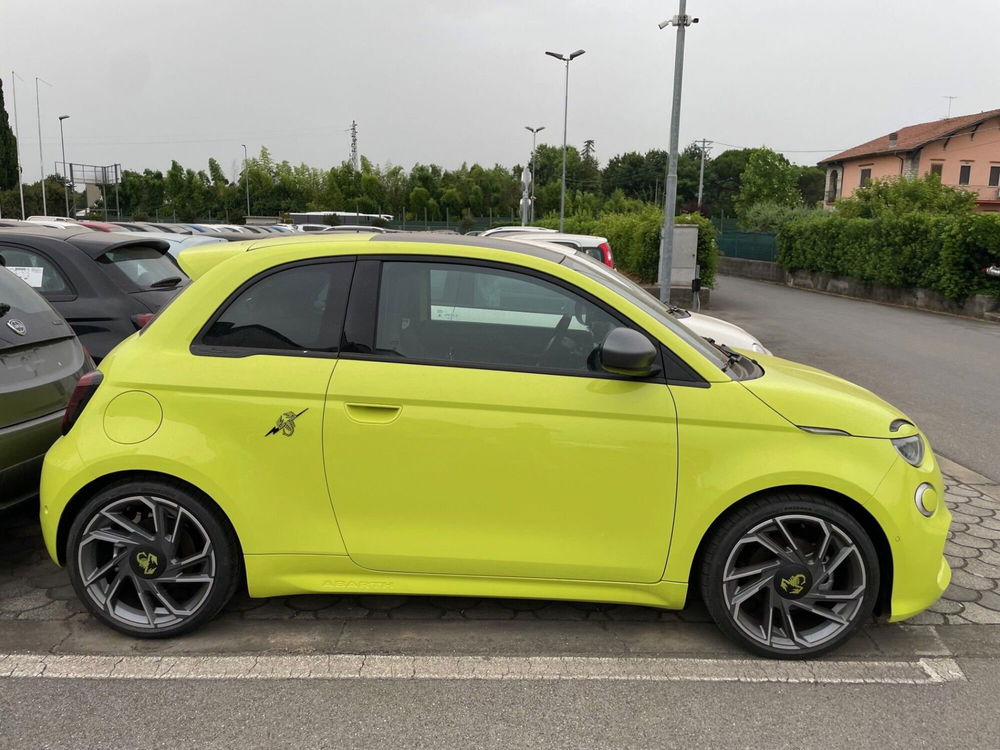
[244,554,688,610]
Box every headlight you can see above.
[892,435,924,466]
[750,342,771,355]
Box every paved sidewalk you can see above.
[2,460,999,627]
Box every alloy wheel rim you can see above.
[721,514,867,652]
[77,495,216,630]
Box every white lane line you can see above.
[0,654,966,684]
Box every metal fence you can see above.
[717,231,779,262]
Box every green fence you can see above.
[717,231,778,262]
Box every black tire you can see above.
[699,492,879,659]
[66,478,240,638]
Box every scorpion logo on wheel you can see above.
[779,573,807,596]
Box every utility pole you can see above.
[10,71,25,219]
[349,120,358,171]
[241,144,251,217]
[35,76,52,215]
[656,3,698,303]
[545,49,585,232]
[696,138,711,208]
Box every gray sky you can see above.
[3,0,999,182]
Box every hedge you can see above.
[778,212,1000,301]
[535,208,719,288]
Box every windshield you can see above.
[562,253,729,370]
[99,245,188,290]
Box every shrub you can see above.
[835,174,977,219]
[739,202,821,233]
[778,212,1000,300]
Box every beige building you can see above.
[819,108,1000,212]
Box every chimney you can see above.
[888,132,898,148]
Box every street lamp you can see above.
[524,126,545,224]
[241,144,251,218]
[58,115,70,218]
[545,49,585,232]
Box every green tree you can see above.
[796,166,826,206]
[0,79,17,190]
[702,148,755,216]
[734,148,800,221]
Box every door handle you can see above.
[344,403,402,424]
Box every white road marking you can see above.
[0,653,966,684]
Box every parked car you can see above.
[43,233,949,657]
[294,223,334,232]
[27,216,79,225]
[77,220,120,232]
[321,225,388,233]
[111,230,227,259]
[495,230,614,268]
[508,237,770,353]
[25,218,87,230]
[0,265,91,511]
[0,226,189,360]
[480,225,557,237]
[109,222,149,233]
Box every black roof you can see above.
[0,226,169,257]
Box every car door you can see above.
[182,258,355,555]
[323,258,678,583]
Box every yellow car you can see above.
[39,233,951,658]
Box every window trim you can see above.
[189,256,356,359]
[958,163,973,186]
[341,254,707,387]
[929,161,944,177]
[0,241,78,301]
[989,164,1000,188]
[858,167,873,187]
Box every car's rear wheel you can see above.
[700,493,879,659]
[66,480,239,637]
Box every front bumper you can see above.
[876,451,952,622]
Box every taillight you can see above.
[62,370,103,435]
[599,242,615,268]
[132,313,155,329]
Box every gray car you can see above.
[0,266,90,511]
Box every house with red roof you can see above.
[818,108,1000,211]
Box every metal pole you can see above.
[11,72,25,219]
[524,126,545,224]
[114,164,121,219]
[35,77,51,215]
[58,115,69,217]
[546,50,584,232]
[559,60,569,231]
[241,144,250,217]
[657,3,696,303]
[696,138,710,208]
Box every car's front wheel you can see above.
[66,479,240,637]
[700,493,880,659]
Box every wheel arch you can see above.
[55,470,245,569]
[688,484,894,616]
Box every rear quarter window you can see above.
[99,245,187,290]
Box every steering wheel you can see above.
[536,314,573,367]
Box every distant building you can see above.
[819,108,1000,212]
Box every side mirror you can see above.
[598,327,660,378]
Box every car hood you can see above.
[740,356,917,439]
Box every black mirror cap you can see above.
[599,327,660,378]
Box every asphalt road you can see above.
[708,276,1000,482]
[4,664,1000,750]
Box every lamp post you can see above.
[524,125,545,224]
[35,76,52,215]
[58,115,70,218]
[241,144,251,218]
[656,3,698,303]
[545,49,585,232]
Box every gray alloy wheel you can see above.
[68,484,238,636]
[722,514,867,652]
[701,496,879,658]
